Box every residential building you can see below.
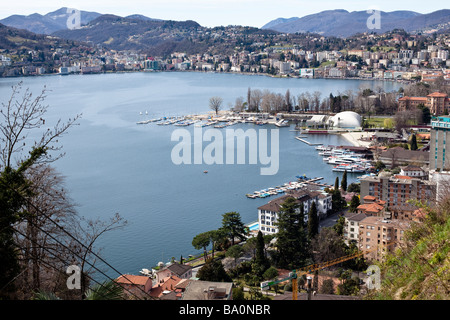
[257,189,322,235]
[360,172,436,209]
[377,147,429,167]
[398,92,450,116]
[343,212,367,245]
[181,280,233,300]
[155,263,193,283]
[399,165,427,179]
[358,216,410,261]
[430,116,450,171]
[150,275,183,299]
[388,204,419,220]
[356,196,386,216]
[429,170,450,201]
[115,274,152,299]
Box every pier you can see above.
[295,137,323,146]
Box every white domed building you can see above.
[328,111,362,129]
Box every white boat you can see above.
[327,157,353,165]
[274,119,289,127]
[315,145,332,151]
[136,120,152,124]
[332,164,366,173]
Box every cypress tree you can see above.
[307,201,319,240]
[255,230,269,269]
[341,170,348,192]
[410,134,418,150]
[334,176,340,191]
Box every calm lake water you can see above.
[0,72,401,280]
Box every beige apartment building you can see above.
[358,216,410,262]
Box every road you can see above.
[319,210,346,230]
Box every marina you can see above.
[135,111,297,129]
[314,145,374,174]
[245,176,326,199]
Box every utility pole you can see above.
[306,276,312,300]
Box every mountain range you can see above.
[1,7,449,55]
[0,7,162,35]
[262,9,450,37]
[52,14,201,53]
[2,7,450,39]
[0,7,104,34]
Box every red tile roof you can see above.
[150,275,182,298]
[393,175,413,180]
[116,275,151,286]
[399,96,427,101]
[427,92,448,98]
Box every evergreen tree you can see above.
[333,216,346,236]
[274,197,308,269]
[349,195,361,213]
[307,201,319,241]
[0,147,46,298]
[334,177,340,191]
[221,212,247,246]
[192,232,211,261]
[255,231,269,270]
[197,258,232,282]
[341,170,348,192]
[410,134,418,151]
[331,188,346,214]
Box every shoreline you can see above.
[1,68,413,85]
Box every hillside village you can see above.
[1,22,450,82]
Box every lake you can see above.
[0,71,402,280]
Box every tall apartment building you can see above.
[430,116,450,171]
[429,116,450,201]
[360,172,436,209]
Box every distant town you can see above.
[1,27,450,83]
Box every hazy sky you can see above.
[0,0,446,28]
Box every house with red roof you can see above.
[150,275,183,299]
[115,274,152,299]
[398,91,449,116]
